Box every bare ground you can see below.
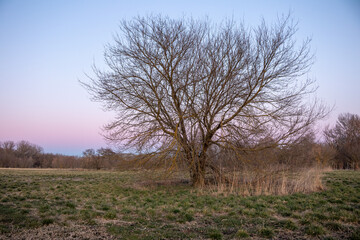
[0,222,115,240]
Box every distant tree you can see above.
[82,148,102,169]
[39,153,55,168]
[2,141,16,153]
[97,147,115,157]
[83,15,328,186]
[324,113,360,169]
[97,148,117,168]
[15,141,42,158]
[15,140,43,167]
[83,148,96,158]
[0,141,17,167]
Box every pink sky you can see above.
[0,0,359,155]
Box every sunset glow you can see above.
[0,0,359,155]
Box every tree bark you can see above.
[190,166,205,187]
[189,152,206,187]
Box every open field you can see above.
[0,168,359,239]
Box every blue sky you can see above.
[0,0,359,155]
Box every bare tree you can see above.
[97,147,115,157]
[15,140,43,167]
[82,148,96,169]
[0,141,17,167]
[2,141,16,153]
[324,113,360,169]
[83,15,327,186]
[97,147,116,168]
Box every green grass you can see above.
[0,168,359,239]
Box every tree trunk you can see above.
[189,154,206,187]
[190,164,205,187]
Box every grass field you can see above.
[0,168,359,239]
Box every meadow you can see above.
[0,168,359,239]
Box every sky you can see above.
[0,0,359,156]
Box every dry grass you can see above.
[207,166,330,196]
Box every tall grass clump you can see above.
[208,165,328,196]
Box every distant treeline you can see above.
[0,113,359,170]
[0,140,128,169]
[0,135,357,171]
